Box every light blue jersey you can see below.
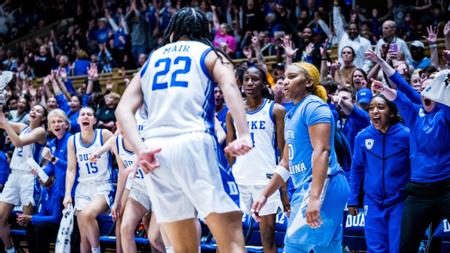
[283,95,348,252]
[285,95,341,188]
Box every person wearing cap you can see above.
[410,40,431,70]
[356,88,372,111]
[348,94,410,253]
[366,50,450,253]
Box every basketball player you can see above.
[0,104,47,253]
[227,65,286,253]
[115,7,252,253]
[63,107,114,253]
[252,62,349,253]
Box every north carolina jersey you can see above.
[115,135,146,193]
[285,95,342,189]
[10,126,43,171]
[74,129,111,183]
[139,41,216,139]
[233,99,277,185]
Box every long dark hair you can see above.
[162,7,232,64]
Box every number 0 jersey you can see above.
[140,41,216,139]
[74,129,112,183]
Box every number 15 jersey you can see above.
[140,41,216,139]
[74,129,112,183]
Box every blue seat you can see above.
[97,214,115,236]
[10,229,27,237]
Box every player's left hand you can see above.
[138,147,162,173]
[306,198,323,228]
[251,195,267,222]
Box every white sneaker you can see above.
[0,71,13,91]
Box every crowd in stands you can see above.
[0,0,448,252]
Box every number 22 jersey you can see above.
[140,41,216,139]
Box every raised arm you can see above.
[0,109,46,147]
[423,25,439,68]
[333,1,345,43]
[211,5,220,31]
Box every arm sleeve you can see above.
[305,101,332,126]
[393,90,420,128]
[82,94,90,107]
[54,157,68,170]
[389,71,421,104]
[349,105,371,125]
[31,196,63,225]
[348,133,365,206]
[333,6,345,43]
[55,94,71,115]
[43,163,55,177]
[0,154,8,184]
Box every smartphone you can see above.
[390,43,398,53]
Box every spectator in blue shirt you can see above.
[367,50,450,253]
[42,109,71,198]
[0,151,9,192]
[16,177,63,253]
[94,18,110,44]
[348,95,410,253]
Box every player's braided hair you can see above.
[163,7,233,64]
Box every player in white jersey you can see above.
[63,107,113,253]
[0,104,47,253]
[115,7,252,253]
[227,66,287,253]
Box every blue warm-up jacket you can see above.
[44,132,73,197]
[348,123,411,206]
[32,185,63,225]
[390,73,450,183]
[0,151,9,185]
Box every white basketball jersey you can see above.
[233,99,278,185]
[74,129,111,183]
[140,41,216,139]
[135,105,147,135]
[115,135,146,193]
[10,126,43,171]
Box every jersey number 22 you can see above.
[152,56,192,90]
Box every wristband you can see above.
[429,44,437,49]
[274,165,290,182]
